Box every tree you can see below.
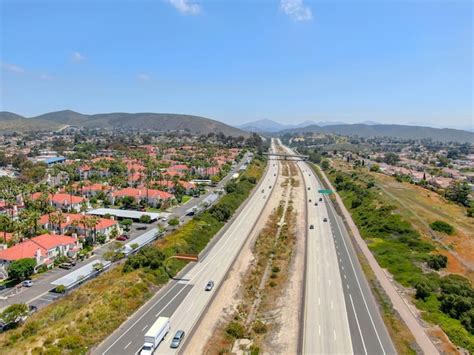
[8,258,36,281]
[320,160,330,170]
[383,153,399,166]
[0,303,29,323]
[139,215,151,224]
[120,218,133,231]
[168,218,179,226]
[445,181,470,206]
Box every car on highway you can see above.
[314,202,318,206]
[170,330,185,348]
[269,185,272,189]
[261,189,265,193]
[308,187,311,190]
[309,199,312,203]
[205,281,215,291]
[22,280,33,287]
[323,218,328,222]
[116,234,129,241]
[319,197,323,201]
[309,224,314,229]
[58,263,74,270]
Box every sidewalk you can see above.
[315,165,440,355]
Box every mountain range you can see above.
[238,118,346,133]
[0,110,248,137]
[279,123,474,144]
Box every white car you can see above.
[22,280,33,287]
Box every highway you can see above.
[294,152,396,354]
[95,144,280,355]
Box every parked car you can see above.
[309,199,312,203]
[0,321,15,332]
[28,305,38,314]
[319,197,323,201]
[58,263,73,270]
[205,281,215,291]
[22,280,33,287]
[315,202,318,206]
[116,234,129,241]
[323,218,328,222]
[170,330,185,348]
[309,225,314,229]
[136,226,147,230]
[308,187,311,190]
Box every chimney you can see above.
[66,216,70,223]
[35,248,42,265]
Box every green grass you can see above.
[181,195,192,204]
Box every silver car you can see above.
[170,330,185,348]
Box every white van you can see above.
[140,317,170,355]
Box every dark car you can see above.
[323,218,328,222]
[314,202,318,206]
[170,330,185,348]
[309,225,314,230]
[308,187,311,190]
[136,226,147,230]
[205,281,215,291]
[319,197,323,201]
[28,305,38,314]
[309,199,312,203]
[116,234,129,241]
[58,263,73,270]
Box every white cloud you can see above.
[137,73,151,81]
[167,0,201,15]
[72,51,86,62]
[280,0,313,21]
[0,62,25,73]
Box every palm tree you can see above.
[0,215,12,243]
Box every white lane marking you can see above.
[329,200,386,355]
[319,325,321,336]
[344,274,347,279]
[331,301,333,309]
[141,324,148,331]
[347,284,350,290]
[124,341,132,350]
[350,294,368,355]
[104,164,280,354]
[333,329,337,340]
[318,297,321,306]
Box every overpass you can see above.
[263,152,309,161]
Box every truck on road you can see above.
[140,316,170,355]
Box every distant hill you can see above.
[0,110,248,137]
[238,119,344,133]
[280,123,474,144]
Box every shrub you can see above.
[8,258,36,281]
[168,218,179,226]
[54,285,67,294]
[139,215,151,224]
[415,281,432,300]
[226,321,245,338]
[430,221,455,235]
[252,320,267,334]
[427,254,448,270]
[0,303,28,323]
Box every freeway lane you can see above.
[95,143,279,355]
[298,158,396,354]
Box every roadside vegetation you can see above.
[0,158,266,354]
[207,165,298,354]
[323,164,474,352]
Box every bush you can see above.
[415,281,432,300]
[427,254,448,270]
[168,218,179,226]
[252,320,267,334]
[0,303,28,323]
[430,221,455,235]
[54,285,67,294]
[139,215,151,224]
[226,321,245,338]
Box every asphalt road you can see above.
[94,146,279,355]
[0,154,251,312]
[295,156,396,354]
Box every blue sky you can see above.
[0,0,472,128]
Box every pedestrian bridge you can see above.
[263,152,309,161]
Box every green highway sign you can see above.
[318,189,333,194]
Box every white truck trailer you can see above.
[139,316,170,355]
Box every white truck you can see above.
[140,316,170,355]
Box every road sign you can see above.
[318,189,333,194]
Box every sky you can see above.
[0,0,472,129]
